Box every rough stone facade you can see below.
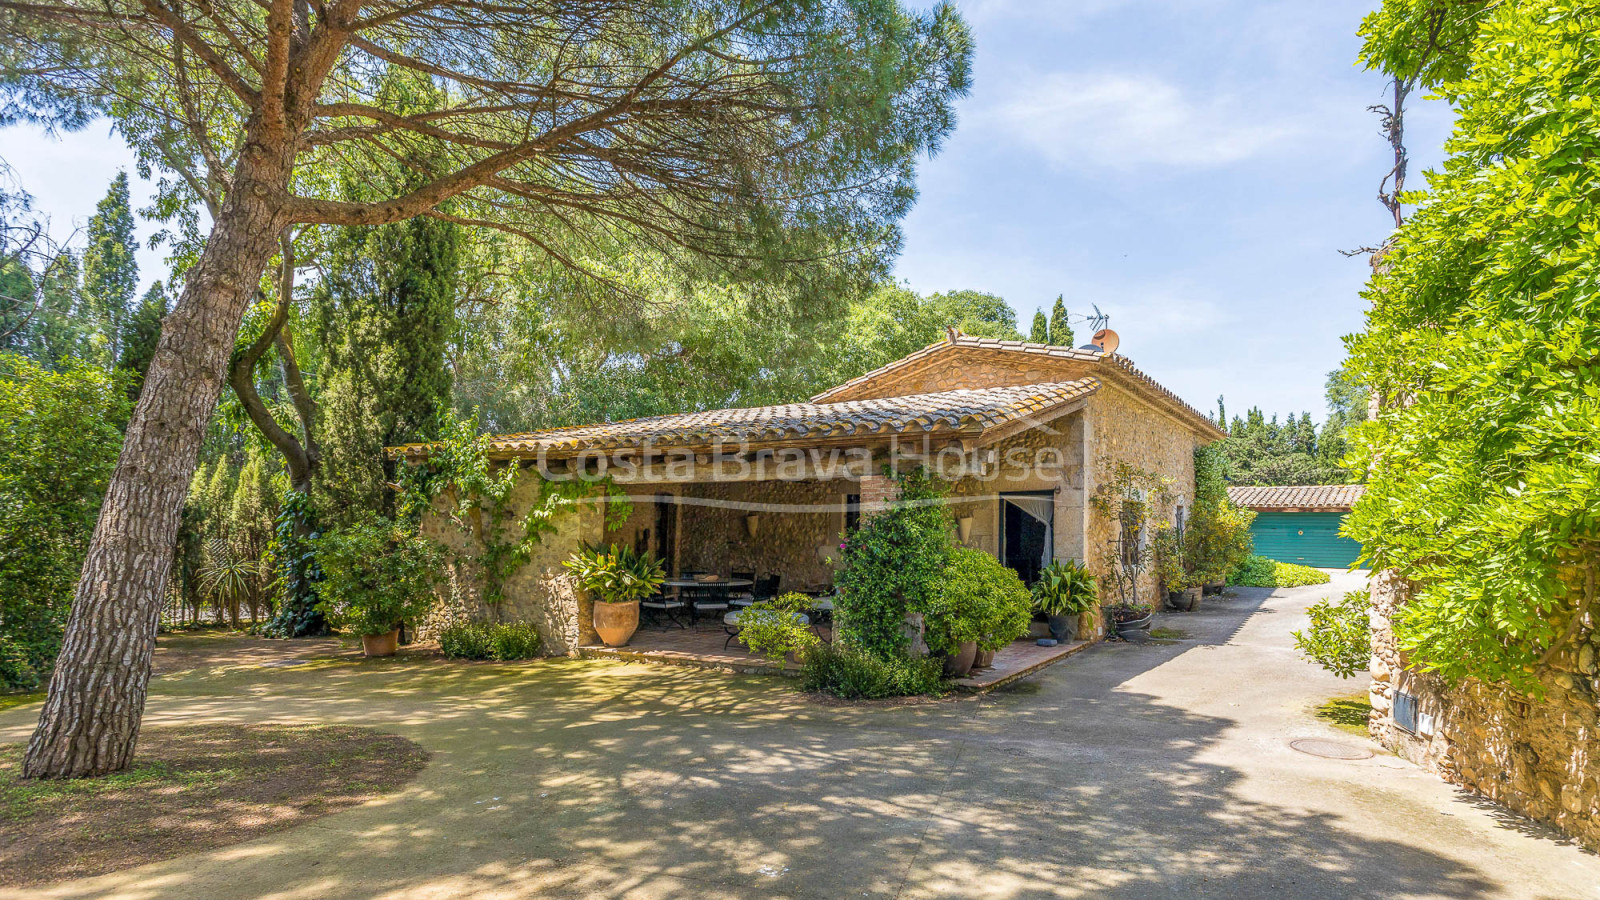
[416,342,1216,654]
[1081,385,1198,607]
[672,480,849,590]
[418,475,602,655]
[1369,570,1600,850]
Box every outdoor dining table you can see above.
[663,579,752,626]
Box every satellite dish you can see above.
[1092,328,1120,355]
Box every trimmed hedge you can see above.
[438,622,541,661]
[1229,555,1331,588]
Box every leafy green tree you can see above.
[1215,405,1350,486]
[80,173,138,368]
[1346,0,1600,690]
[24,253,91,369]
[0,354,128,689]
[6,0,973,776]
[1048,295,1073,347]
[1029,310,1049,343]
[115,281,166,404]
[926,289,1022,339]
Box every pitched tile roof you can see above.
[809,333,1223,438]
[1227,484,1366,512]
[391,379,1101,458]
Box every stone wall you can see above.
[841,351,1091,399]
[1081,385,1201,607]
[673,479,851,591]
[1369,570,1600,849]
[418,474,603,655]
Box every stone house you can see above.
[393,331,1223,655]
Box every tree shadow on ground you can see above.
[3,614,1526,900]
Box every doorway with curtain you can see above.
[1001,491,1055,586]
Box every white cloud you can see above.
[981,71,1304,169]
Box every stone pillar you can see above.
[859,472,900,514]
[1055,412,1090,564]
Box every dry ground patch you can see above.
[0,723,428,888]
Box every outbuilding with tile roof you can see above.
[1227,484,1366,569]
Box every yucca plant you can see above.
[199,537,259,627]
[563,544,666,604]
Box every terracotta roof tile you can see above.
[391,379,1101,458]
[1227,484,1365,511]
[808,334,1221,437]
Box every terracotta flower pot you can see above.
[361,629,400,658]
[593,600,640,647]
[942,640,978,678]
[973,647,996,669]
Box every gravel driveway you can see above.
[4,572,1598,898]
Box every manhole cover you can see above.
[1290,738,1373,760]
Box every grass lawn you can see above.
[1315,695,1374,736]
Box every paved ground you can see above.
[5,573,1599,899]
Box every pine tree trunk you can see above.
[23,160,291,778]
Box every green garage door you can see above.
[1249,511,1363,568]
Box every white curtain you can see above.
[1004,496,1054,570]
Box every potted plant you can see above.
[1153,527,1200,612]
[736,592,820,664]
[315,519,442,657]
[1105,602,1154,638]
[564,543,666,647]
[924,548,1031,677]
[1033,559,1098,642]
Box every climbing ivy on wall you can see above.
[397,412,630,612]
[1089,460,1174,608]
[834,468,955,659]
[1347,0,1600,691]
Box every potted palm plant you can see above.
[1033,560,1098,642]
[315,520,442,657]
[564,543,666,647]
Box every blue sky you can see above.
[0,0,1452,423]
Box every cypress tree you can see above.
[116,281,168,403]
[1048,295,1073,346]
[311,209,459,522]
[1029,310,1048,343]
[80,173,138,368]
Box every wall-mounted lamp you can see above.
[745,513,761,538]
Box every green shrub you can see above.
[315,519,442,636]
[736,592,821,663]
[1229,555,1330,588]
[439,622,542,661]
[1184,446,1255,585]
[925,547,1032,654]
[834,468,954,658]
[801,644,944,699]
[0,355,129,690]
[1294,591,1371,679]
